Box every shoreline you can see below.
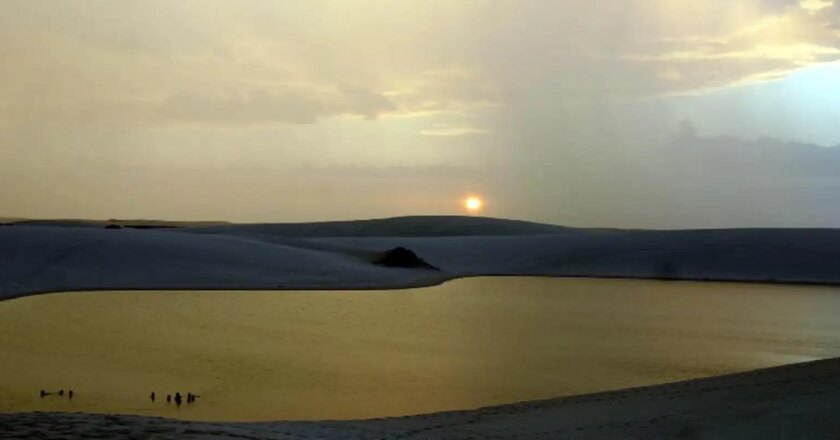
[3,357,840,438]
[6,272,840,303]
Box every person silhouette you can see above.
[39,390,46,398]
[174,392,182,406]
[187,393,193,403]
[58,389,64,397]
[68,390,74,400]
[166,394,171,403]
[150,392,155,402]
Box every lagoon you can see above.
[1,277,840,421]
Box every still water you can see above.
[2,277,840,421]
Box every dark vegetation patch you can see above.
[373,247,439,270]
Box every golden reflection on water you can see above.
[2,277,840,421]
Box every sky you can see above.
[0,0,839,228]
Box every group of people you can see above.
[149,391,200,406]
[38,389,200,406]
[39,389,73,399]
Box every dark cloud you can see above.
[337,85,397,120]
[671,131,840,177]
[509,131,840,228]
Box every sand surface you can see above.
[2,357,840,439]
[7,217,840,299]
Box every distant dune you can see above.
[6,218,231,228]
[3,216,840,299]
[190,215,568,237]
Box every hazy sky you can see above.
[1,1,839,227]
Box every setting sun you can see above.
[464,196,483,213]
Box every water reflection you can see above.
[1,277,839,421]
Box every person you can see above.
[68,390,74,400]
[58,389,64,397]
[187,393,193,403]
[174,392,182,406]
[166,394,171,403]
[150,392,155,402]
[39,390,46,398]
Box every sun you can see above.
[464,196,483,213]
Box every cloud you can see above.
[800,0,835,13]
[624,3,840,94]
[671,128,840,176]
[157,90,330,125]
[419,125,488,137]
[337,85,397,120]
[497,128,840,228]
[157,87,396,125]
[3,1,840,227]
[383,69,501,119]
[0,86,397,126]
[3,1,836,124]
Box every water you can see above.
[1,277,840,421]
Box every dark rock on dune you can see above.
[373,247,439,270]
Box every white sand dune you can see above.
[4,216,840,299]
[0,223,446,300]
[2,357,839,439]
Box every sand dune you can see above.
[0,224,444,300]
[4,216,840,299]
[2,357,839,439]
